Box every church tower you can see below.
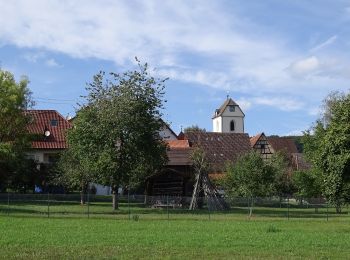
[212,97,245,133]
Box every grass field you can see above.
[1,215,350,259]
[1,195,349,259]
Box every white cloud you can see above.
[0,0,349,101]
[45,58,61,67]
[283,129,304,136]
[287,56,320,77]
[23,52,45,63]
[310,35,337,53]
[253,97,304,112]
[236,98,252,111]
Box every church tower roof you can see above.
[212,98,243,119]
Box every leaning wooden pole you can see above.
[189,147,229,211]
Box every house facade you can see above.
[26,110,72,165]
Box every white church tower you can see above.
[212,97,245,133]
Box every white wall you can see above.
[212,117,222,132]
[159,126,177,140]
[212,106,244,133]
[221,116,244,133]
[27,150,62,163]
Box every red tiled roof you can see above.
[267,137,298,154]
[166,140,190,148]
[25,110,72,149]
[185,132,252,172]
[250,132,264,147]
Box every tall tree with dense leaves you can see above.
[0,69,34,191]
[303,91,350,213]
[56,107,99,204]
[224,151,276,217]
[64,61,168,209]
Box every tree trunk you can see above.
[80,182,86,205]
[336,204,342,214]
[249,197,254,219]
[80,191,85,205]
[112,185,119,210]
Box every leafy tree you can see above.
[267,151,292,197]
[0,69,34,191]
[224,151,275,217]
[292,169,322,199]
[303,91,350,213]
[62,61,168,209]
[56,107,99,204]
[184,125,206,133]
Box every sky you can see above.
[1,0,349,136]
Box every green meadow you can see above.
[1,214,350,259]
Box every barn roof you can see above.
[185,132,252,172]
[165,139,192,166]
[25,110,72,149]
[267,137,298,154]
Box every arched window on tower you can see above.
[230,120,235,132]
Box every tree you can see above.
[292,169,322,199]
[63,61,168,209]
[184,125,206,133]
[224,151,275,217]
[303,91,350,213]
[0,69,34,191]
[268,151,292,197]
[56,106,99,204]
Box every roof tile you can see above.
[25,110,72,149]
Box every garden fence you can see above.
[0,193,348,221]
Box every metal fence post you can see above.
[167,195,169,220]
[326,201,329,222]
[287,197,290,220]
[47,192,50,218]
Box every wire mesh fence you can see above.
[0,193,348,220]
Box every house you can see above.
[249,132,273,160]
[26,110,72,164]
[250,132,310,170]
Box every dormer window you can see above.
[50,119,58,127]
[230,120,235,132]
[229,105,235,112]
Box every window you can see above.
[230,120,235,132]
[50,119,58,127]
[229,105,235,112]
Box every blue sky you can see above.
[1,0,349,136]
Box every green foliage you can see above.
[303,91,350,212]
[224,151,276,198]
[292,169,322,199]
[59,61,168,200]
[184,125,206,133]
[267,151,292,196]
[0,69,35,191]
